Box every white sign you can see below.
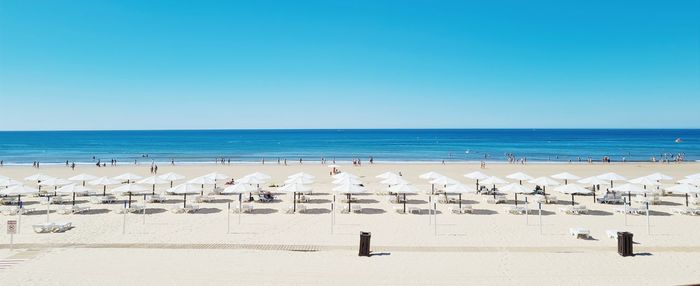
[7,220,17,234]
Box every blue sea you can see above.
[0,129,697,165]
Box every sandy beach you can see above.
[0,162,699,285]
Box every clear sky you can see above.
[0,0,698,130]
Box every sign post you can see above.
[227,202,231,234]
[7,220,17,251]
[538,203,542,235]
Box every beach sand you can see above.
[1,162,700,285]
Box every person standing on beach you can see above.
[71,162,75,170]
[299,158,303,164]
[284,159,287,166]
[154,165,158,174]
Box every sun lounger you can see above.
[485,195,507,204]
[393,206,405,214]
[184,204,200,213]
[57,205,91,215]
[0,197,18,205]
[614,207,641,215]
[408,207,421,214]
[145,194,167,203]
[232,204,254,213]
[53,222,73,232]
[533,194,557,204]
[450,205,472,214]
[352,205,362,213]
[194,195,215,203]
[559,205,588,215]
[505,206,527,215]
[257,194,274,203]
[672,207,700,216]
[569,227,590,239]
[33,223,56,233]
[295,195,309,203]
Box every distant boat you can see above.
[675,138,682,143]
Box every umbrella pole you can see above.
[476,180,479,193]
[184,193,187,208]
[628,192,631,206]
[73,193,76,206]
[239,193,242,224]
[571,194,574,206]
[431,184,434,195]
[593,185,596,203]
[459,194,462,209]
[128,193,132,208]
[686,193,689,207]
[152,184,155,196]
[348,194,351,212]
[293,192,296,213]
[103,186,106,196]
[403,194,406,213]
[515,193,518,206]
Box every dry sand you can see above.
[1,162,699,285]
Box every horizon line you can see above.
[1,127,699,132]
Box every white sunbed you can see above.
[232,204,254,213]
[393,206,406,214]
[57,205,91,215]
[145,194,167,203]
[672,207,700,216]
[33,222,56,233]
[569,227,591,239]
[505,206,527,215]
[485,195,507,204]
[194,195,215,203]
[559,205,588,215]
[295,195,309,203]
[352,205,362,213]
[450,205,472,214]
[184,204,200,213]
[0,197,18,205]
[614,207,642,215]
[90,195,117,204]
[2,207,35,216]
[53,222,73,232]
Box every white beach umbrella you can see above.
[203,172,229,188]
[88,177,121,196]
[0,178,21,187]
[55,184,92,205]
[0,185,39,205]
[444,183,476,209]
[332,183,366,210]
[222,183,255,195]
[465,171,490,191]
[506,172,534,185]
[167,184,201,208]
[158,172,186,187]
[419,172,444,180]
[678,178,700,186]
[332,177,363,185]
[578,176,608,185]
[24,173,55,182]
[284,176,315,185]
[554,184,592,206]
[481,176,507,186]
[68,173,98,186]
[288,172,315,180]
[666,184,700,206]
[112,184,150,207]
[645,173,673,181]
[376,172,400,180]
[137,176,169,194]
[279,183,313,212]
[686,173,700,179]
[388,184,420,213]
[38,178,72,190]
[551,172,581,184]
[380,176,409,186]
[500,183,533,206]
[188,176,216,185]
[611,183,648,205]
[628,177,661,189]
[597,172,627,188]
[528,177,560,196]
[326,164,341,169]
[113,173,143,182]
[429,176,459,186]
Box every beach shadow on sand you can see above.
[587,210,614,216]
[195,208,222,214]
[359,208,386,214]
[302,208,331,214]
[250,208,278,214]
[470,209,498,215]
[369,252,391,257]
[144,208,167,214]
[647,210,672,216]
[356,199,378,204]
[81,208,111,215]
[412,210,444,215]
[655,201,682,206]
[308,199,331,204]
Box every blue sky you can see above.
[0,0,698,130]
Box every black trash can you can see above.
[617,232,633,257]
[359,231,371,257]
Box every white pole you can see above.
[227,202,230,234]
[46,197,50,223]
[624,197,628,226]
[433,202,437,236]
[122,202,127,234]
[238,194,242,225]
[17,211,21,235]
[9,233,13,251]
[646,202,650,235]
[525,197,529,225]
[331,202,334,235]
[428,195,432,225]
[142,195,146,225]
[538,203,542,235]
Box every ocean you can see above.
[0,129,697,165]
